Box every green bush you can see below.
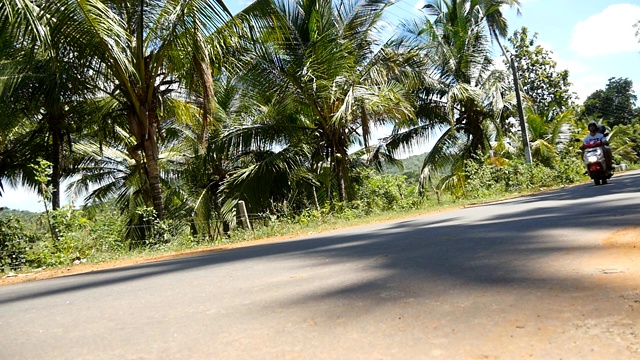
[352,170,422,214]
[0,217,41,271]
[550,156,584,184]
[23,206,129,267]
[464,156,583,199]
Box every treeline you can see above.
[1,1,639,272]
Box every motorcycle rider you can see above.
[580,121,613,177]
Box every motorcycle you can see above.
[582,140,611,185]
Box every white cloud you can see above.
[556,58,587,75]
[535,40,553,50]
[570,75,608,103]
[493,56,508,71]
[570,4,640,58]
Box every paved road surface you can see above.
[2,172,640,359]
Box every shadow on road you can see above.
[2,172,639,307]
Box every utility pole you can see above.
[496,36,532,165]
[510,57,532,164]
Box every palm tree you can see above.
[228,0,416,204]
[607,123,639,165]
[388,0,512,193]
[477,0,521,47]
[0,0,98,210]
[168,77,240,239]
[70,118,194,245]
[48,0,232,219]
[525,108,575,166]
[70,126,151,244]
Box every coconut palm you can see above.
[387,0,513,194]
[71,126,151,243]
[44,0,232,220]
[525,108,575,166]
[477,0,521,48]
[70,118,194,245]
[228,0,417,204]
[167,79,238,239]
[0,0,99,210]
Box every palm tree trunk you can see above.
[470,120,485,155]
[127,104,165,220]
[50,127,62,210]
[464,104,486,155]
[143,135,165,220]
[335,150,347,202]
[312,187,320,211]
[46,113,63,210]
[198,63,213,147]
[336,165,346,202]
[193,30,215,148]
[141,107,164,220]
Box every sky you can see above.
[2,0,640,212]
[385,0,640,101]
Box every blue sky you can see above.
[385,0,640,101]
[2,0,640,212]
[498,0,640,101]
[228,0,640,101]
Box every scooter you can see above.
[582,140,611,186]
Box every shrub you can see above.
[353,170,422,214]
[22,206,129,267]
[0,217,41,271]
[464,156,583,199]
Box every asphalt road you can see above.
[2,171,640,359]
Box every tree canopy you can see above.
[1,0,635,247]
[582,77,638,127]
[506,26,575,118]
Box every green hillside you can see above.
[382,153,428,183]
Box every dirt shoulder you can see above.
[0,234,299,286]
[2,181,637,287]
[1,205,463,286]
[4,221,640,287]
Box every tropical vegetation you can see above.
[1,0,639,273]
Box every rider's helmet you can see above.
[588,121,598,132]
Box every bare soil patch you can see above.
[588,226,640,291]
[603,226,640,250]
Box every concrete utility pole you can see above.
[496,36,532,165]
[509,57,533,164]
[238,200,252,230]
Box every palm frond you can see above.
[419,126,464,191]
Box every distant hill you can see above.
[0,208,43,234]
[382,153,427,183]
[383,153,426,173]
[0,208,40,221]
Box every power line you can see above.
[386,0,424,20]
